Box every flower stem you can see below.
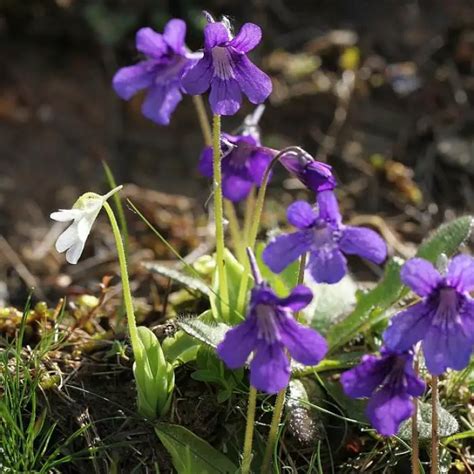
[261,252,306,472]
[212,114,229,319]
[103,201,141,359]
[236,147,305,314]
[243,187,256,245]
[411,355,420,474]
[261,388,285,473]
[192,95,212,146]
[224,199,246,264]
[431,376,439,474]
[241,386,257,474]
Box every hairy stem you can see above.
[411,356,420,474]
[431,376,439,474]
[212,114,229,318]
[192,95,212,146]
[241,386,257,474]
[261,253,306,472]
[103,202,140,359]
[243,187,256,245]
[224,200,245,264]
[261,388,285,473]
[236,147,305,314]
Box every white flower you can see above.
[50,186,122,264]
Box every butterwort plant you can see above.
[217,250,328,393]
[51,186,174,419]
[182,12,272,115]
[384,255,474,375]
[263,191,387,284]
[340,347,425,436]
[113,19,200,125]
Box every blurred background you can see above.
[1,0,474,304]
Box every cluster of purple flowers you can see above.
[113,14,271,124]
[114,13,474,439]
[341,253,474,435]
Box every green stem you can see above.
[103,201,141,359]
[261,388,285,473]
[224,199,246,264]
[192,95,212,146]
[241,386,257,474]
[243,187,256,246]
[212,114,229,318]
[431,376,439,474]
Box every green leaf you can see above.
[416,216,473,261]
[210,249,249,324]
[162,331,200,367]
[303,275,357,334]
[398,402,459,441]
[326,257,404,352]
[155,423,238,474]
[178,315,230,349]
[144,262,211,297]
[134,327,174,419]
[326,215,473,352]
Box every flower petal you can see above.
[112,62,155,100]
[233,56,272,105]
[317,190,341,226]
[366,387,413,436]
[209,77,242,115]
[55,223,79,253]
[65,239,86,265]
[446,254,474,293]
[340,354,390,398]
[229,23,262,53]
[222,173,253,202]
[217,318,258,369]
[163,19,186,54]
[136,27,166,58]
[400,258,442,297]
[339,226,387,264]
[404,366,426,397]
[287,201,317,229]
[278,285,313,311]
[50,209,83,222]
[262,230,312,274]
[383,302,431,351]
[308,249,347,284]
[422,324,473,375]
[198,147,213,177]
[247,149,273,186]
[250,342,290,394]
[181,55,213,95]
[141,85,182,126]
[77,214,95,242]
[204,22,230,49]
[279,316,327,365]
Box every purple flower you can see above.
[199,132,273,202]
[383,255,474,375]
[182,15,272,115]
[340,348,425,436]
[262,191,387,284]
[280,152,337,193]
[113,19,199,125]
[217,251,327,393]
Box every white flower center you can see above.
[211,47,235,80]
